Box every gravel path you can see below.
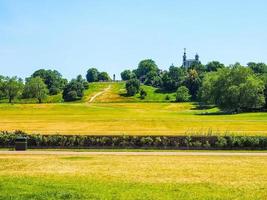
[1,151,267,156]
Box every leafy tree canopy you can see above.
[205,61,225,72]
[86,68,99,82]
[135,59,158,81]
[98,72,111,82]
[63,75,88,102]
[126,78,140,96]
[24,77,48,103]
[176,86,191,102]
[199,67,265,112]
[121,70,134,81]
[32,69,67,95]
[1,76,24,103]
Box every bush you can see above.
[176,86,191,102]
[215,136,227,148]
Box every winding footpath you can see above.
[88,84,111,103]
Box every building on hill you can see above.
[182,48,200,68]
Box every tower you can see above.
[183,48,187,67]
[195,53,199,62]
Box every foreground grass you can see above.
[0,154,266,200]
[0,102,267,135]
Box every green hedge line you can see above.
[1,131,267,149]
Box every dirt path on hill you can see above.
[1,151,267,156]
[88,84,111,103]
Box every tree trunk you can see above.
[38,98,42,103]
[9,97,12,103]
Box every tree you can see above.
[248,62,267,74]
[140,88,147,100]
[199,67,265,112]
[121,70,134,81]
[161,72,176,91]
[206,61,225,72]
[144,71,162,87]
[2,77,24,103]
[63,75,88,102]
[126,78,140,96]
[0,76,4,99]
[184,69,201,100]
[176,86,191,102]
[136,59,158,81]
[98,72,111,81]
[32,69,67,95]
[262,74,267,108]
[86,68,99,82]
[188,61,206,73]
[24,77,48,103]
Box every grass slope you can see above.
[82,82,176,103]
[0,103,267,135]
[0,153,266,200]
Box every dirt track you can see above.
[1,151,267,156]
[88,84,111,103]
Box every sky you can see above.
[0,0,267,80]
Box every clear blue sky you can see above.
[0,0,267,80]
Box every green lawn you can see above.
[0,102,267,135]
[0,153,266,200]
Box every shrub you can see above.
[192,141,202,147]
[215,136,227,148]
[176,86,191,102]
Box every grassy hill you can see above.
[0,82,175,104]
[0,82,267,136]
[81,82,176,103]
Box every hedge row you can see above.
[1,131,267,150]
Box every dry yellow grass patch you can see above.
[0,103,267,135]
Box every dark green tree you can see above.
[248,62,267,74]
[86,68,99,82]
[126,78,140,96]
[144,71,162,87]
[121,70,134,81]
[63,75,88,102]
[32,69,67,95]
[0,76,4,99]
[135,59,158,81]
[161,73,176,91]
[206,61,225,72]
[98,72,111,81]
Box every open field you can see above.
[0,152,266,200]
[0,102,267,135]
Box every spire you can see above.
[183,48,186,62]
[195,53,199,61]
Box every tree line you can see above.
[0,67,114,103]
[0,60,267,113]
[122,60,267,112]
